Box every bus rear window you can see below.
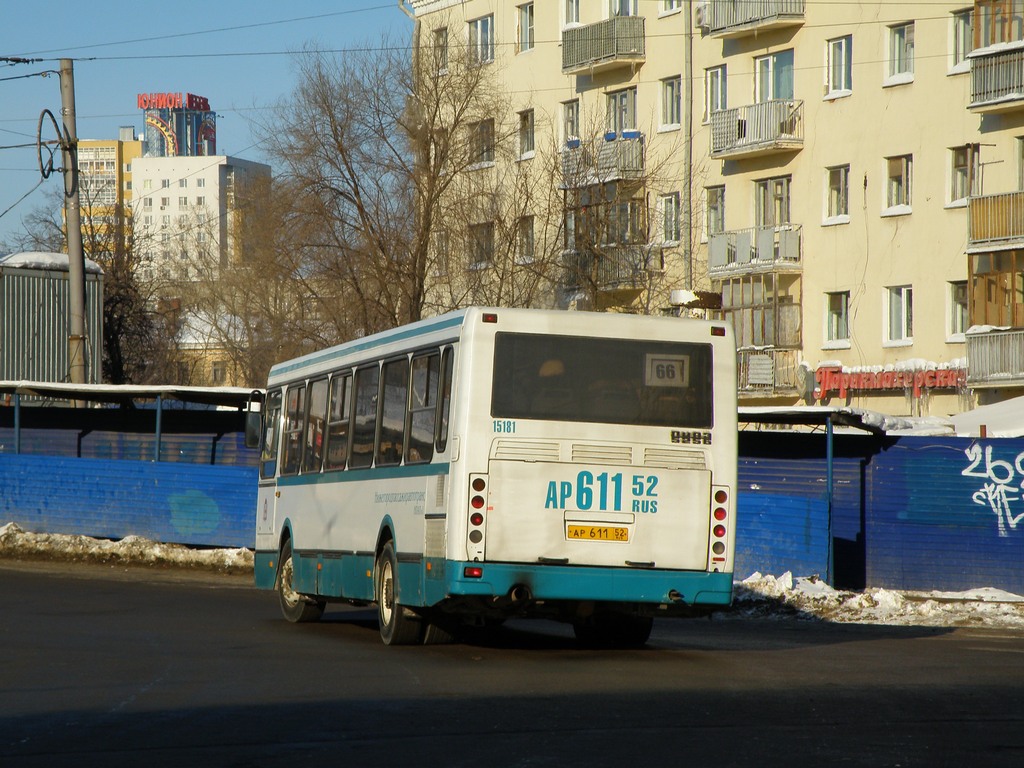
[491,332,713,428]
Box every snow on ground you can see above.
[4,521,1024,629]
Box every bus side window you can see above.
[281,384,306,476]
[436,346,454,453]
[260,390,283,479]
[303,378,328,474]
[406,351,439,464]
[324,374,351,470]
[350,365,380,469]
[377,357,409,467]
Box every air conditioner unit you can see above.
[694,1,710,30]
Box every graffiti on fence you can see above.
[963,444,1024,537]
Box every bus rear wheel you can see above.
[573,612,653,649]
[277,541,325,623]
[376,541,423,645]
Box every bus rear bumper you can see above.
[446,562,733,607]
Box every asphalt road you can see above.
[2,559,1024,768]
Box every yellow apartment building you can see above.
[405,0,1024,418]
[77,128,144,256]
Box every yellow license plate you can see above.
[566,525,629,542]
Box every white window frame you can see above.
[754,49,794,102]
[610,0,638,17]
[886,22,915,86]
[704,65,727,123]
[518,4,535,53]
[471,118,495,167]
[950,144,980,206]
[948,280,969,341]
[517,215,536,264]
[824,291,851,348]
[661,75,682,130]
[469,221,495,269]
[825,164,850,224]
[563,99,580,145]
[469,15,494,65]
[564,0,580,26]
[607,87,638,135]
[705,185,725,239]
[755,176,791,228]
[433,26,449,72]
[884,154,913,214]
[885,285,914,345]
[519,109,535,159]
[825,35,853,99]
[662,0,683,15]
[661,192,681,244]
[951,9,973,73]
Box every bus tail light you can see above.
[467,474,488,559]
[709,485,731,567]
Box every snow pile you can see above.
[0,522,253,573]
[734,572,1024,629]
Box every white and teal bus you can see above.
[254,307,737,646]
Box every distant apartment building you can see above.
[77,127,144,258]
[403,0,1024,417]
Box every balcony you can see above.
[699,0,805,40]
[710,100,803,160]
[969,46,1024,114]
[562,245,656,291]
[562,16,645,75]
[561,134,645,187]
[708,225,802,277]
[968,190,1024,249]
[737,348,803,397]
[967,328,1024,387]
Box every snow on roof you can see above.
[0,251,103,275]
[950,395,1024,438]
[739,405,954,436]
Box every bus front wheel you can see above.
[376,541,423,646]
[277,541,325,623]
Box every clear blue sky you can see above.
[0,1,412,247]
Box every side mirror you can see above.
[244,390,263,449]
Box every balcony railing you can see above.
[970,46,1024,113]
[562,16,645,74]
[561,134,645,187]
[737,348,803,395]
[710,100,804,159]
[700,0,805,39]
[708,225,802,276]
[967,328,1024,386]
[968,190,1024,248]
[563,245,654,291]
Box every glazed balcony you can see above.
[561,134,645,187]
[969,46,1024,114]
[699,0,805,40]
[710,100,803,160]
[737,347,803,396]
[968,190,1024,249]
[562,245,656,291]
[562,16,645,75]
[708,224,802,277]
[967,328,1024,387]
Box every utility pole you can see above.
[59,58,88,385]
[683,0,694,290]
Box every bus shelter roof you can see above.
[0,380,264,409]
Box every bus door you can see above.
[256,389,284,539]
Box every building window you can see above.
[951,144,980,203]
[754,49,794,102]
[433,26,449,71]
[196,196,205,207]
[563,99,580,143]
[887,285,913,343]
[663,0,682,11]
[826,35,853,96]
[610,0,638,16]
[825,291,850,344]
[518,4,534,53]
[565,0,580,25]
[704,65,727,122]
[196,178,205,188]
[519,109,535,158]
[469,222,495,268]
[661,192,681,243]
[888,22,915,82]
[143,197,152,209]
[706,186,725,236]
[662,76,682,128]
[826,165,850,220]
[161,179,170,188]
[517,216,535,263]
[471,119,495,165]
[179,196,188,207]
[886,155,913,210]
[469,15,494,64]
[179,178,187,188]
[755,176,791,228]
[952,10,974,69]
[949,280,968,338]
[607,87,637,135]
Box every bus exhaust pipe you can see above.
[509,584,532,603]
